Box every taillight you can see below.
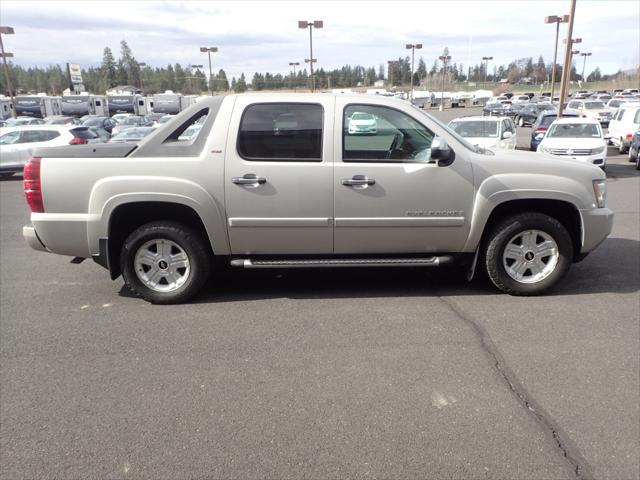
[69,137,88,145]
[535,127,547,132]
[626,134,633,139]
[23,157,43,213]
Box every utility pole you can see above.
[405,43,422,102]
[299,20,323,92]
[289,62,300,92]
[544,15,569,102]
[0,26,16,118]
[557,0,577,117]
[580,52,592,82]
[199,47,218,96]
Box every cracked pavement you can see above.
[1,113,638,479]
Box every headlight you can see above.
[591,146,606,155]
[592,179,606,208]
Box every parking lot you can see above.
[1,109,638,479]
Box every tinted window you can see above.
[238,103,323,161]
[618,110,626,120]
[71,128,98,139]
[450,120,498,137]
[21,130,60,143]
[343,104,435,162]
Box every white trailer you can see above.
[0,97,15,120]
[14,95,62,118]
[153,92,183,114]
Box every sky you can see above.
[1,0,639,80]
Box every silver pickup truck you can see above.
[23,94,613,303]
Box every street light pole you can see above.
[299,20,323,92]
[188,64,203,94]
[200,47,218,96]
[580,52,592,82]
[544,15,569,102]
[0,25,16,118]
[482,56,493,87]
[438,54,451,111]
[137,62,146,93]
[405,43,423,102]
[289,62,300,92]
[557,0,577,117]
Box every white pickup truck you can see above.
[23,94,613,303]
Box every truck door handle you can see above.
[341,175,375,187]
[232,174,267,187]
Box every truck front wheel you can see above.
[484,213,573,295]
[120,221,211,304]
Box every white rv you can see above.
[14,96,62,118]
[107,94,146,116]
[152,92,183,114]
[61,95,109,117]
[0,97,15,120]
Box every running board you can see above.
[230,256,453,269]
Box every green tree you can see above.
[101,47,117,88]
[234,73,247,93]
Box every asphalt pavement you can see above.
[1,111,638,480]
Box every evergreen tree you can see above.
[235,73,247,93]
[101,47,117,88]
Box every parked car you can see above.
[154,114,175,127]
[0,125,98,177]
[44,115,81,126]
[448,116,516,150]
[111,113,134,124]
[86,126,111,143]
[82,116,117,134]
[515,103,556,127]
[503,103,526,119]
[606,98,629,112]
[347,111,378,134]
[537,118,607,170]
[530,111,580,151]
[109,126,155,143]
[482,102,510,116]
[22,94,613,303]
[607,102,640,154]
[591,94,612,102]
[111,115,154,135]
[511,95,531,104]
[565,100,612,125]
[628,130,640,169]
[5,116,45,127]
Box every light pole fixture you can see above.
[289,62,300,92]
[580,52,592,82]
[438,54,451,111]
[481,56,493,87]
[299,20,323,92]
[0,25,16,118]
[200,47,218,95]
[405,43,422,102]
[544,15,570,101]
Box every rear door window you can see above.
[0,131,21,145]
[22,130,59,143]
[238,103,323,161]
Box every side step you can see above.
[230,256,453,269]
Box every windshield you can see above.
[584,102,605,109]
[351,113,372,120]
[158,115,173,124]
[413,106,481,153]
[547,123,601,138]
[539,104,556,111]
[449,120,498,138]
[83,118,103,126]
[120,117,142,125]
[608,100,623,108]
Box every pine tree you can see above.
[235,73,247,93]
[101,47,117,88]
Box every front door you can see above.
[225,97,334,254]
[333,99,474,254]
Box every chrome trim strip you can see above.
[228,217,331,227]
[334,217,465,227]
[231,256,454,269]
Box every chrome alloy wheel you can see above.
[502,230,559,284]
[134,239,190,292]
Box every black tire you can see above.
[618,138,627,154]
[628,146,636,162]
[484,212,573,296]
[120,221,211,304]
[636,152,640,170]
[518,116,525,127]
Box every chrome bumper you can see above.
[23,225,48,252]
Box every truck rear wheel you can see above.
[484,213,573,295]
[120,221,211,304]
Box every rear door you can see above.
[225,97,334,254]
[333,98,474,254]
